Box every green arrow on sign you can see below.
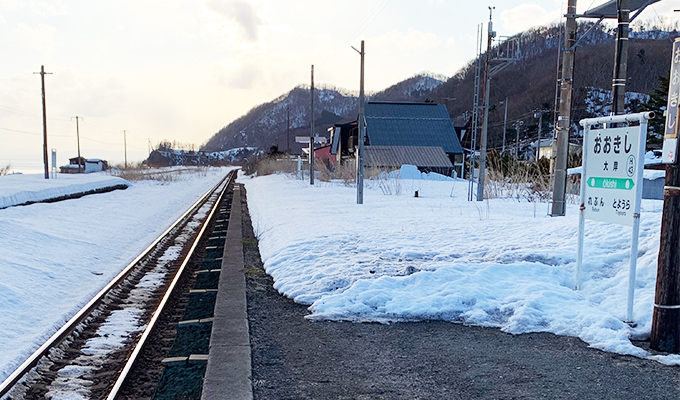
[587,177,635,190]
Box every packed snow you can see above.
[0,168,234,383]
[242,165,680,365]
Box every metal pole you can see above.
[625,116,648,322]
[552,0,577,216]
[310,65,315,185]
[514,121,523,159]
[477,8,494,201]
[536,112,543,161]
[477,75,491,201]
[354,40,366,204]
[74,116,82,173]
[576,122,589,290]
[287,106,290,153]
[502,97,508,154]
[612,0,630,116]
[123,130,127,169]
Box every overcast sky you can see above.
[1,0,678,173]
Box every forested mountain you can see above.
[199,21,679,158]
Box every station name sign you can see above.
[583,126,641,226]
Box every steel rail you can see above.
[106,170,235,399]
[0,172,231,398]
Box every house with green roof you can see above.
[330,101,465,177]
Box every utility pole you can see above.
[148,138,152,156]
[552,0,577,216]
[122,130,128,169]
[502,97,508,153]
[477,7,495,201]
[309,65,315,185]
[612,0,630,115]
[533,110,547,161]
[353,40,366,204]
[651,37,680,353]
[34,65,52,179]
[286,106,290,153]
[651,151,680,353]
[72,116,83,173]
[513,120,524,159]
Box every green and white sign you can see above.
[582,126,643,226]
[577,112,652,323]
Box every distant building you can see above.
[330,101,465,176]
[60,157,109,174]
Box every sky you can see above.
[1,0,679,173]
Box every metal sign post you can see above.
[577,111,653,323]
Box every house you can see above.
[60,157,109,174]
[330,101,465,176]
[537,139,582,161]
[363,146,454,177]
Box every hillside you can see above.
[200,21,679,158]
[200,74,446,155]
[429,22,678,151]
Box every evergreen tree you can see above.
[640,74,669,147]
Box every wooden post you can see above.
[34,65,52,179]
[650,160,680,352]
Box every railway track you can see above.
[0,169,238,400]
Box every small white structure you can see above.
[60,157,109,174]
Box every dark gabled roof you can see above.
[363,146,453,169]
[364,102,464,154]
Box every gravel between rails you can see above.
[240,188,680,400]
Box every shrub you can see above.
[0,164,11,176]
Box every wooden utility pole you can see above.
[651,37,680,353]
[310,65,315,185]
[353,40,366,204]
[611,0,630,115]
[651,158,680,353]
[73,116,83,173]
[34,65,52,179]
[552,0,577,216]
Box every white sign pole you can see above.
[576,124,591,290]
[625,117,648,322]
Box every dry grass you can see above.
[0,164,11,176]
[483,151,577,204]
[109,163,208,182]
[251,157,298,176]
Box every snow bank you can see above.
[242,172,680,365]
[0,173,130,209]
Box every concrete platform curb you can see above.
[202,183,253,400]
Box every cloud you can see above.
[205,0,262,42]
[16,22,57,57]
[500,3,561,34]
[371,29,442,52]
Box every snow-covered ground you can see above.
[0,173,130,209]
[0,168,234,383]
[242,166,680,366]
